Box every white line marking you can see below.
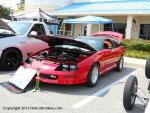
[0,72,14,77]
[72,68,141,109]
[145,100,150,113]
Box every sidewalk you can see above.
[124,57,146,67]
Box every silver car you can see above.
[0,19,50,70]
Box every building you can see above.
[24,0,150,39]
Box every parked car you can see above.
[0,19,50,70]
[22,32,125,87]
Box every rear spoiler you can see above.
[93,31,123,43]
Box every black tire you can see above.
[123,76,138,110]
[116,56,124,71]
[145,56,150,79]
[86,63,100,87]
[0,48,22,71]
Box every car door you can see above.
[26,24,49,54]
[100,39,117,73]
[99,49,112,74]
[108,40,120,66]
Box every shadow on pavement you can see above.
[24,67,138,96]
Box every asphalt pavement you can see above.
[0,64,149,113]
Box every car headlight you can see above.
[56,64,79,71]
[62,64,69,69]
[62,64,79,71]
[70,65,78,70]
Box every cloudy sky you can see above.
[0,0,20,8]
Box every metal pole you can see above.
[59,22,64,35]
[112,23,114,31]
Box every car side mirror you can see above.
[30,31,37,36]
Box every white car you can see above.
[0,20,50,70]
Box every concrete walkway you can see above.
[124,57,146,66]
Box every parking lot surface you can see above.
[0,65,149,113]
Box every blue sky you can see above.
[0,0,20,8]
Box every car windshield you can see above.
[0,28,16,38]
[9,22,32,35]
[55,45,90,52]
[75,37,103,51]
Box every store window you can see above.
[140,24,150,40]
[104,23,126,38]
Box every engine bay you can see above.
[25,46,93,71]
[31,46,92,63]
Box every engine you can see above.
[25,47,92,71]
[37,47,90,63]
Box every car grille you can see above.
[40,74,58,80]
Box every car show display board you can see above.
[9,66,37,90]
[145,100,150,113]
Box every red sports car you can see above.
[23,32,125,87]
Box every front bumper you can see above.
[39,71,87,85]
[23,61,89,85]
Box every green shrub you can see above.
[121,39,150,59]
[121,39,150,52]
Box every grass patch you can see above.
[125,49,149,59]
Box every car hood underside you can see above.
[32,35,97,52]
[0,19,15,33]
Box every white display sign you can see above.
[145,100,150,113]
[9,66,37,90]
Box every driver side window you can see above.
[103,40,113,49]
[30,24,46,35]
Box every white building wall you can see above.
[25,0,73,12]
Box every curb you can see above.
[124,57,146,66]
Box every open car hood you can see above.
[93,31,123,43]
[0,19,15,33]
[33,35,96,52]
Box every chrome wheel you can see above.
[86,63,100,87]
[119,58,123,69]
[91,66,99,84]
[116,57,124,71]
